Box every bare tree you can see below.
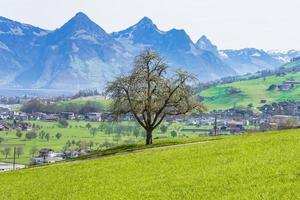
[2,147,11,159]
[30,146,39,157]
[106,50,206,145]
[16,146,24,158]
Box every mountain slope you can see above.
[112,17,236,81]
[200,63,300,110]
[219,48,284,75]
[15,12,130,90]
[0,16,49,86]
[0,13,296,90]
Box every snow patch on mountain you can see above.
[0,41,10,51]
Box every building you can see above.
[63,150,81,159]
[31,149,63,165]
[278,83,293,91]
[31,112,47,120]
[0,162,25,172]
[271,115,295,124]
[45,114,60,121]
[60,112,75,120]
[39,148,56,158]
[31,156,63,164]
[85,112,101,121]
[226,120,245,133]
[14,112,29,121]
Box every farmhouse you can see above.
[13,112,29,121]
[31,149,63,165]
[278,80,300,91]
[60,112,75,120]
[225,120,245,133]
[85,112,101,121]
[30,112,47,120]
[45,114,60,121]
[63,150,80,159]
[271,115,295,124]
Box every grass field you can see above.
[0,120,211,164]
[200,71,300,110]
[1,129,300,199]
[57,96,112,110]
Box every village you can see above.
[0,99,299,172]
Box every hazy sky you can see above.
[0,0,299,50]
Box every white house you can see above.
[85,112,101,121]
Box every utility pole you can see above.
[214,114,217,136]
[13,146,16,170]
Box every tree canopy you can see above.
[105,50,206,144]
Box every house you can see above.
[278,81,300,91]
[0,124,10,131]
[63,150,80,159]
[39,148,56,158]
[85,112,101,121]
[0,162,25,172]
[45,114,60,121]
[271,115,295,124]
[101,112,114,121]
[0,107,10,120]
[226,120,245,133]
[278,83,293,91]
[14,112,29,121]
[31,112,47,120]
[31,149,63,165]
[60,112,75,120]
[31,156,63,164]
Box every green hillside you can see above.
[1,130,300,199]
[200,71,300,110]
[57,96,112,111]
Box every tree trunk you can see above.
[146,129,153,145]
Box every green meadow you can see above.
[0,120,210,164]
[57,97,112,110]
[200,71,300,110]
[1,129,300,199]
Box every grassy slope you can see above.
[1,129,300,199]
[200,71,300,110]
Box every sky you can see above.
[0,0,299,50]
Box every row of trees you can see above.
[0,146,36,159]
[21,99,104,114]
[15,129,62,141]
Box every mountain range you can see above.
[0,12,299,91]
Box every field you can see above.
[0,120,211,164]
[57,96,112,111]
[200,71,300,110]
[1,129,300,199]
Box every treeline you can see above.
[21,99,105,114]
[72,89,101,99]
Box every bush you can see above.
[58,119,69,128]
[228,87,241,95]
[25,131,37,140]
